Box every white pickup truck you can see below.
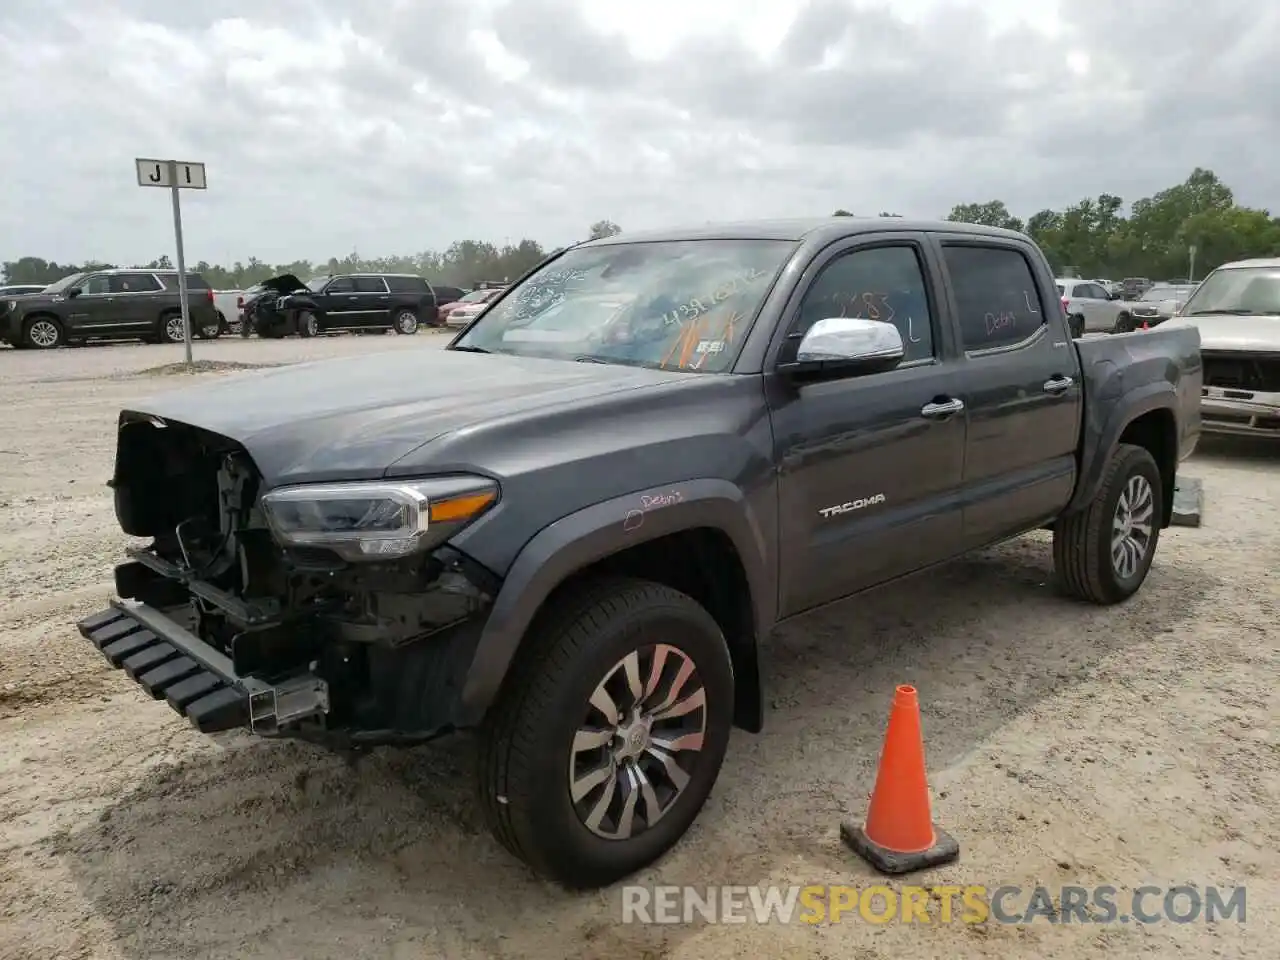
[212,290,243,335]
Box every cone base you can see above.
[840,821,960,875]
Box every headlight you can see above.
[260,475,498,561]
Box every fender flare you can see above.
[1066,380,1178,516]
[456,478,773,725]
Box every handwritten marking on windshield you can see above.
[661,267,769,327]
[1023,290,1041,314]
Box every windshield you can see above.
[1142,286,1185,301]
[43,273,87,294]
[453,239,795,371]
[457,289,495,303]
[306,277,329,292]
[1182,267,1280,316]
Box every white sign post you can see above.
[135,158,207,365]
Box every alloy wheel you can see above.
[569,643,708,841]
[1112,474,1154,579]
[165,316,186,342]
[396,310,418,334]
[28,319,60,348]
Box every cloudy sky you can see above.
[0,0,1274,267]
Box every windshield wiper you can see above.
[574,355,606,363]
[450,345,490,353]
[1187,309,1261,316]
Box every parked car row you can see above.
[235,273,500,338]
[1,269,506,348]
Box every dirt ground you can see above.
[1,334,1276,960]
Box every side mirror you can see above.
[66,287,81,298]
[778,317,904,381]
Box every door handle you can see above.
[921,398,964,419]
[1043,375,1074,394]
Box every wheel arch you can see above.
[1067,386,1179,527]
[457,479,773,734]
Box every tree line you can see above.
[844,168,1279,279]
[5,169,1277,288]
[1,220,625,291]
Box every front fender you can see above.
[456,478,773,725]
[1066,380,1177,515]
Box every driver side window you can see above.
[793,245,935,362]
[325,277,354,294]
[81,275,110,295]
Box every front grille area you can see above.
[1202,352,1280,394]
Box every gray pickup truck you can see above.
[76,218,1201,889]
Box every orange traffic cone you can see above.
[841,684,960,874]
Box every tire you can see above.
[23,316,63,349]
[392,308,419,335]
[196,319,221,340]
[1112,312,1133,334]
[1053,442,1162,604]
[1068,314,1085,338]
[297,310,319,338]
[477,577,734,889]
[158,312,187,344]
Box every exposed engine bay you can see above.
[107,415,498,744]
[239,273,309,338]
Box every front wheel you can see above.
[23,317,64,349]
[1053,442,1162,604]
[297,310,319,338]
[477,577,734,889]
[23,320,64,350]
[1112,312,1133,334]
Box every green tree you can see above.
[945,200,1023,231]
[587,220,622,240]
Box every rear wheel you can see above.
[1068,314,1085,338]
[393,308,419,335]
[1112,312,1133,334]
[159,312,187,344]
[1053,442,1162,604]
[477,577,734,889]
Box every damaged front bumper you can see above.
[77,599,329,735]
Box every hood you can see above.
[122,347,686,486]
[1177,313,1280,353]
[257,273,308,295]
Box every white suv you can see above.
[1056,278,1134,336]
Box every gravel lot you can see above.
[1,335,1276,960]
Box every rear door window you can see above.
[110,273,162,293]
[354,276,389,293]
[942,245,1046,351]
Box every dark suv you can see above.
[0,269,219,349]
[241,273,437,338]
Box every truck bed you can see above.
[1071,321,1203,508]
